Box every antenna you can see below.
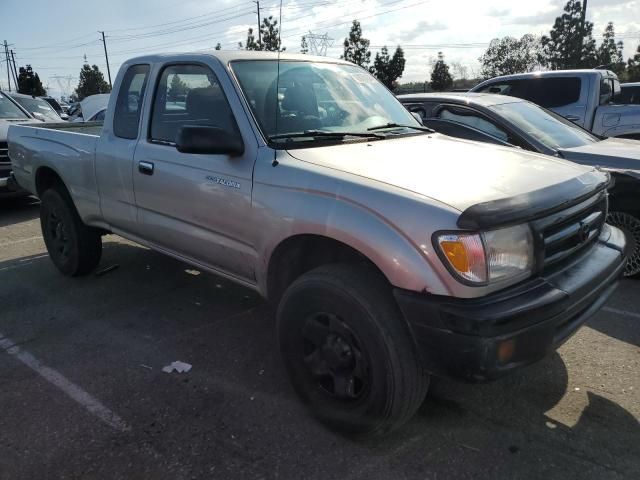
[272,0,283,167]
[306,32,333,56]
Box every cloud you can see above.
[507,8,560,26]
[394,20,448,42]
[487,7,510,17]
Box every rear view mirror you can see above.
[176,125,244,156]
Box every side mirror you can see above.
[411,112,424,125]
[176,125,244,156]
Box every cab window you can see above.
[149,64,238,145]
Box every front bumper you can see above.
[394,225,628,382]
[0,170,27,197]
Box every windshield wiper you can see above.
[367,123,434,133]
[269,130,385,141]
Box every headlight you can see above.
[435,224,534,285]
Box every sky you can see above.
[1,0,638,99]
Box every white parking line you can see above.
[602,306,640,320]
[0,236,43,247]
[0,334,130,433]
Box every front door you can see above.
[133,63,257,282]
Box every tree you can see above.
[239,28,260,50]
[479,35,543,78]
[341,20,371,68]
[17,65,46,96]
[628,44,640,82]
[74,64,111,100]
[260,16,284,52]
[300,35,308,54]
[371,46,406,90]
[430,52,453,91]
[167,74,187,101]
[541,0,597,70]
[597,22,625,75]
[215,43,222,50]
[239,16,284,51]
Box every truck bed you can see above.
[8,121,103,217]
[34,121,103,137]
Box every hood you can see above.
[80,94,110,122]
[0,118,41,141]
[287,133,593,212]
[559,137,640,171]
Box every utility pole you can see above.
[253,1,262,46]
[10,50,19,91]
[99,31,112,88]
[580,0,588,34]
[3,40,10,91]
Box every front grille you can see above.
[532,191,608,271]
[0,141,8,165]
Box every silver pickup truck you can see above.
[8,52,628,436]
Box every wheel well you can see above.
[266,235,387,302]
[35,166,66,198]
[609,172,640,215]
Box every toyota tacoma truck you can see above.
[8,52,628,436]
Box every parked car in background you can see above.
[8,52,627,435]
[399,91,640,276]
[7,92,64,122]
[66,102,81,119]
[70,93,109,122]
[40,96,69,120]
[470,70,640,139]
[620,82,640,105]
[0,91,39,197]
[59,100,70,113]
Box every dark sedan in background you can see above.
[398,92,640,276]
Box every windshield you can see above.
[491,101,599,150]
[11,96,61,122]
[0,93,29,119]
[231,60,420,145]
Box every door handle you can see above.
[564,115,580,122]
[138,161,154,175]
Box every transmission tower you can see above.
[306,32,333,56]
[51,75,75,100]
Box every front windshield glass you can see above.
[231,60,420,145]
[491,101,599,150]
[0,93,29,119]
[12,96,61,122]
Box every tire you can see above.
[40,187,102,276]
[277,263,429,436]
[607,211,640,277]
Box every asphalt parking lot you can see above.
[0,196,638,480]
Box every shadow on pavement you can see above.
[0,196,40,228]
[1,239,638,479]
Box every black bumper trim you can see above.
[394,235,626,382]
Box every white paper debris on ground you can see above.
[162,361,192,374]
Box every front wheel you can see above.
[40,188,102,276]
[277,263,429,436]
[607,211,640,277]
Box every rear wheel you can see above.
[40,188,102,276]
[607,211,640,277]
[277,263,429,436]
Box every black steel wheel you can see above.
[40,188,102,276]
[607,211,640,277]
[278,263,429,436]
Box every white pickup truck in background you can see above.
[471,69,640,139]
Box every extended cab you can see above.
[8,53,628,435]
[471,70,640,139]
